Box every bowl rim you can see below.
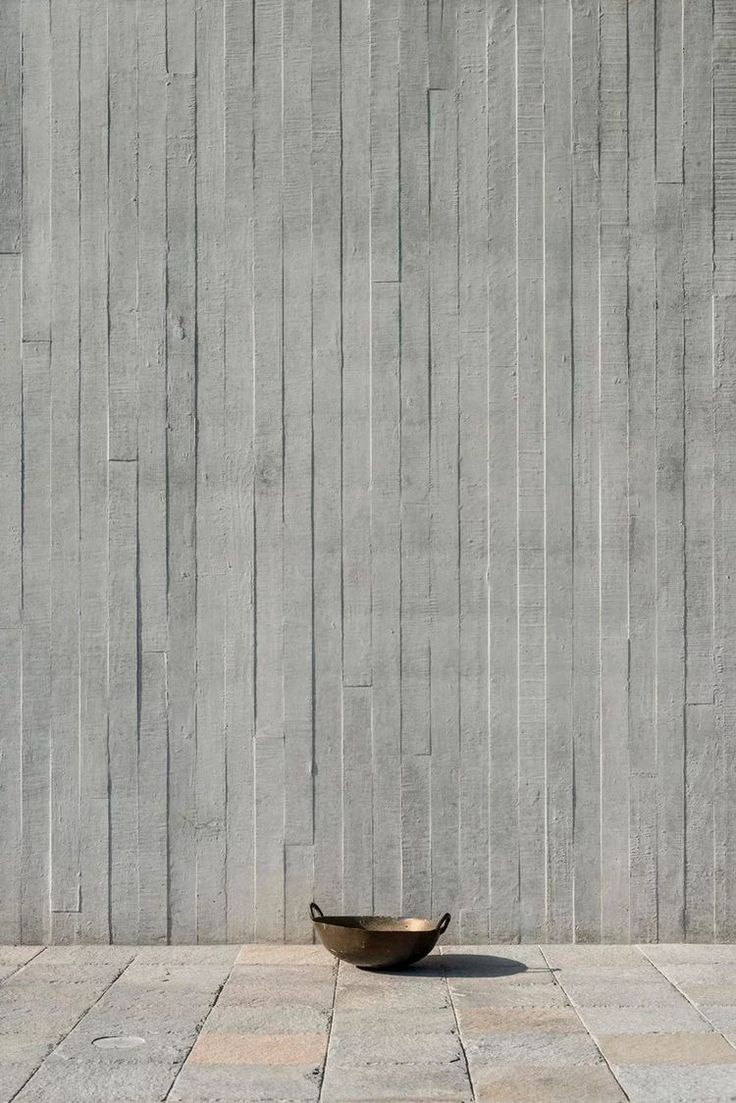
[309,903,451,934]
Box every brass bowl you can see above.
[310,902,451,970]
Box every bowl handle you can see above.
[309,901,324,921]
[437,912,451,934]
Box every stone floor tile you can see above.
[653,963,736,986]
[236,944,328,965]
[13,957,234,1103]
[320,1063,471,1101]
[698,1005,736,1034]
[457,1006,581,1035]
[337,983,450,1012]
[328,1030,463,1067]
[553,966,662,985]
[204,1002,332,1035]
[465,1029,602,1067]
[542,945,648,969]
[188,1030,328,1065]
[676,983,736,1007]
[641,945,736,966]
[598,1031,736,1066]
[131,946,241,968]
[579,1004,711,1035]
[613,1063,736,1102]
[560,980,685,1008]
[0,948,43,968]
[472,1063,626,1102]
[443,945,548,969]
[330,1008,452,1036]
[450,982,569,1009]
[39,946,138,967]
[169,1061,323,1101]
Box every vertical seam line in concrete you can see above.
[637,944,736,1055]
[538,946,631,1101]
[317,959,339,1102]
[440,947,477,1102]
[8,953,136,1103]
[162,951,240,1101]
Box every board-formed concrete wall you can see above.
[1,0,735,944]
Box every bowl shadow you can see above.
[370,953,533,978]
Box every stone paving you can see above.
[3,944,736,1101]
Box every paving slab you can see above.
[14,956,238,1102]
[542,945,648,969]
[5,944,736,1101]
[0,953,133,1101]
[456,1006,582,1035]
[0,948,44,969]
[598,1031,736,1066]
[169,1061,324,1101]
[236,944,327,965]
[579,1003,712,1035]
[642,944,736,965]
[449,981,569,1009]
[471,1063,626,1102]
[320,1064,471,1102]
[170,950,336,1103]
[612,1063,736,1102]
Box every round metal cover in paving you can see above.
[92,1036,147,1050]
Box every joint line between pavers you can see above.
[538,946,632,1102]
[162,953,241,1101]
[439,946,477,1102]
[8,954,136,1103]
[0,947,48,988]
[317,959,340,1102]
[637,944,736,1056]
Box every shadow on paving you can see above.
[365,953,533,978]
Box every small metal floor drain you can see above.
[92,1036,147,1050]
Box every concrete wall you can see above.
[1,0,734,944]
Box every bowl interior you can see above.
[314,915,438,933]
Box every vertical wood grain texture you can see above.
[457,0,490,944]
[223,0,256,945]
[4,0,733,943]
[598,0,629,942]
[49,1,81,934]
[0,0,21,252]
[21,340,52,943]
[195,0,228,944]
[570,0,602,942]
[515,0,545,943]
[487,0,520,942]
[78,0,110,944]
[542,0,573,943]
[627,0,658,943]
